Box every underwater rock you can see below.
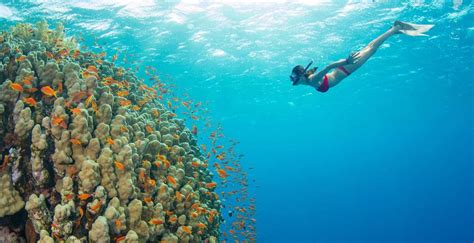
[0,21,222,242]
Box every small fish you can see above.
[41,86,57,97]
[175,191,183,201]
[196,223,206,229]
[116,90,129,97]
[149,219,164,225]
[23,74,34,85]
[65,193,75,200]
[131,105,140,111]
[120,126,128,132]
[23,97,37,106]
[167,175,177,185]
[90,200,102,212]
[169,216,178,223]
[87,65,98,73]
[144,197,153,203]
[10,83,23,92]
[182,226,192,234]
[52,116,67,129]
[217,169,228,178]
[191,161,200,167]
[77,193,92,200]
[70,107,81,114]
[16,55,26,62]
[114,161,125,170]
[45,51,54,59]
[106,137,114,145]
[145,125,153,133]
[115,235,126,243]
[119,100,131,106]
[85,95,94,107]
[112,54,118,62]
[152,110,160,117]
[79,208,84,220]
[72,50,80,58]
[148,178,156,186]
[115,219,121,228]
[70,138,82,145]
[205,182,217,189]
[192,125,198,135]
[57,81,63,94]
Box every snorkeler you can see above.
[290,21,434,92]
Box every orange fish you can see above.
[70,107,81,114]
[191,161,200,168]
[119,100,131,106]
[167,175,177,185]
[149,219,164,225]
[114,161,125,170]
[112,54,118,62]
[10,83,23,92]
[41,86,57,97]
[65,193,74,200]
[57,81,63,94]
[131,105,140,111]
[152,110,160,117]
[85,95,94,107]
[167,101,172,109]
[192,125,198,135]
[45,51,54,59]
[144,197,153,203]
[23,97,37,106]
[148,178,156,186]
[52,116,67,129]
[115,219,121,228]
[182,226,192,234]
[106,137,114,145]
[205,182,217,189]
[175,191,183,201]
[16,55,26,62]
[217,169,228,178]
[77,193,92,200]
[116,90,129,97]
[87,65,98,73]
[120,126,128,132]
[197,223,206,229]
[90,200,102,212]
[169,216,178,223]
[145,125,153,133]
[70,138,82,145]
[72,50,80,58]
[23,74,34,85]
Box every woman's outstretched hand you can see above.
[346,51,361,64]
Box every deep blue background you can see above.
[1,1,472,242]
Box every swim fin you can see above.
[394,20,434,37]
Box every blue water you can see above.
[1,1,473,242]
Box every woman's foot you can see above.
[393,20,417,33]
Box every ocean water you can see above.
[0,1,473,242]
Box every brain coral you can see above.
[0,21,221,242]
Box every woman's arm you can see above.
[309,52,361,83]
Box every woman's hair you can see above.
[292,65,305,76]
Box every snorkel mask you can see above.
[290,60,317,85]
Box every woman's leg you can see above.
[342,26,399,73]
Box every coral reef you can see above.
[0,21,222,242]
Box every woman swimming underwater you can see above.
[290,21,434,92]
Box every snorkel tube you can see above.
[303,60,313,74]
